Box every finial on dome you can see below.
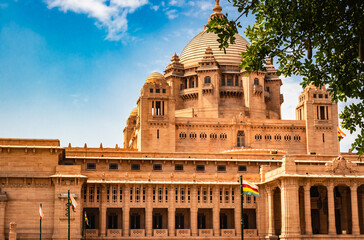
[208,0,224,23]
[213,0,222,13]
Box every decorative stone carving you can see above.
[325,155,357,175]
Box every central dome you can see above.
[180,28,249,68]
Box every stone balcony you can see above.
[176,229,191,237]
[85,229,98,237]
[221,229,235,237]
[202,83,213,94]
[153,229,168,237]
[199,229,213,237]
[220,86,243,98]
[179,88,198,100]
[107,229,122,237]
[130,229,145,237]
[253,84,263,95]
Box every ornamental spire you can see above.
[208,0,224,23]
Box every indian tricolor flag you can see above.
[338,127,346,141]
[39,204,44,219]
[69,194,78,212]
[242,180,259,197]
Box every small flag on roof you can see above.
[242,180,259,197]
[338,127,346,141]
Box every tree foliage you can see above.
[207,0,364,155]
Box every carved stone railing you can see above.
[130,229,145,237]
[221,229,235,237]
[176,229,190,237]
[220,86,243,98]
[244,229,257,237]
[180,88,198,100]
[202,83,213,94]
[86,229,98,237]
[199,229,213,237]
[107,229,122,237]
[153,229,168,237]
[253,84,263,94]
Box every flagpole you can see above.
[40,203,42,240]
[84,213,86,240]
[68,189,70,240]
[240,175,244,240]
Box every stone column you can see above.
[266,188,275,236]
[123,185,130,237]
[191,185,198,237]
[327,183,336,235]
[304,183,312,235]
[168,185,175,237]
[0,201,7,240]
[146,185,153,237]
[100,184,107,237]
[280,179,300,237]
[351,184,360,235]
[213,186,220,236]
[234,186,241,236]
[9,222,16,240]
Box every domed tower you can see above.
[131,72,176,152]
[173,1,283,120]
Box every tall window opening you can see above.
[320,106,325,120]
[221,75,225,86]
[254,78,259,85]
[227,76,233,86]
[237,131,245,147]
[204,76,211,84]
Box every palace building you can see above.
[1,2,364,240]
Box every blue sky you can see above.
[0,0,355,152]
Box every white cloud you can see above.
[151,5,159,11]
[45,0,148,41]
[166,9,178,19]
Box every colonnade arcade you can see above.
[264,178,364,238]
[81,182,258,238]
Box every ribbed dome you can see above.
[130,107,138,116]
[180,29,249,68]
[145,72,165,84]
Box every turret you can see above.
[296,85,339,155]
[136,72,176,152]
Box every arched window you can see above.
[237,131,245,147]
[254,78,259,85]
[204,76,211,84]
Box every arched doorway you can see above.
[334,185,352,234]
[310,186,328,234]
[273,187,281,236]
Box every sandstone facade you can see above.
[0,2,363,240]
